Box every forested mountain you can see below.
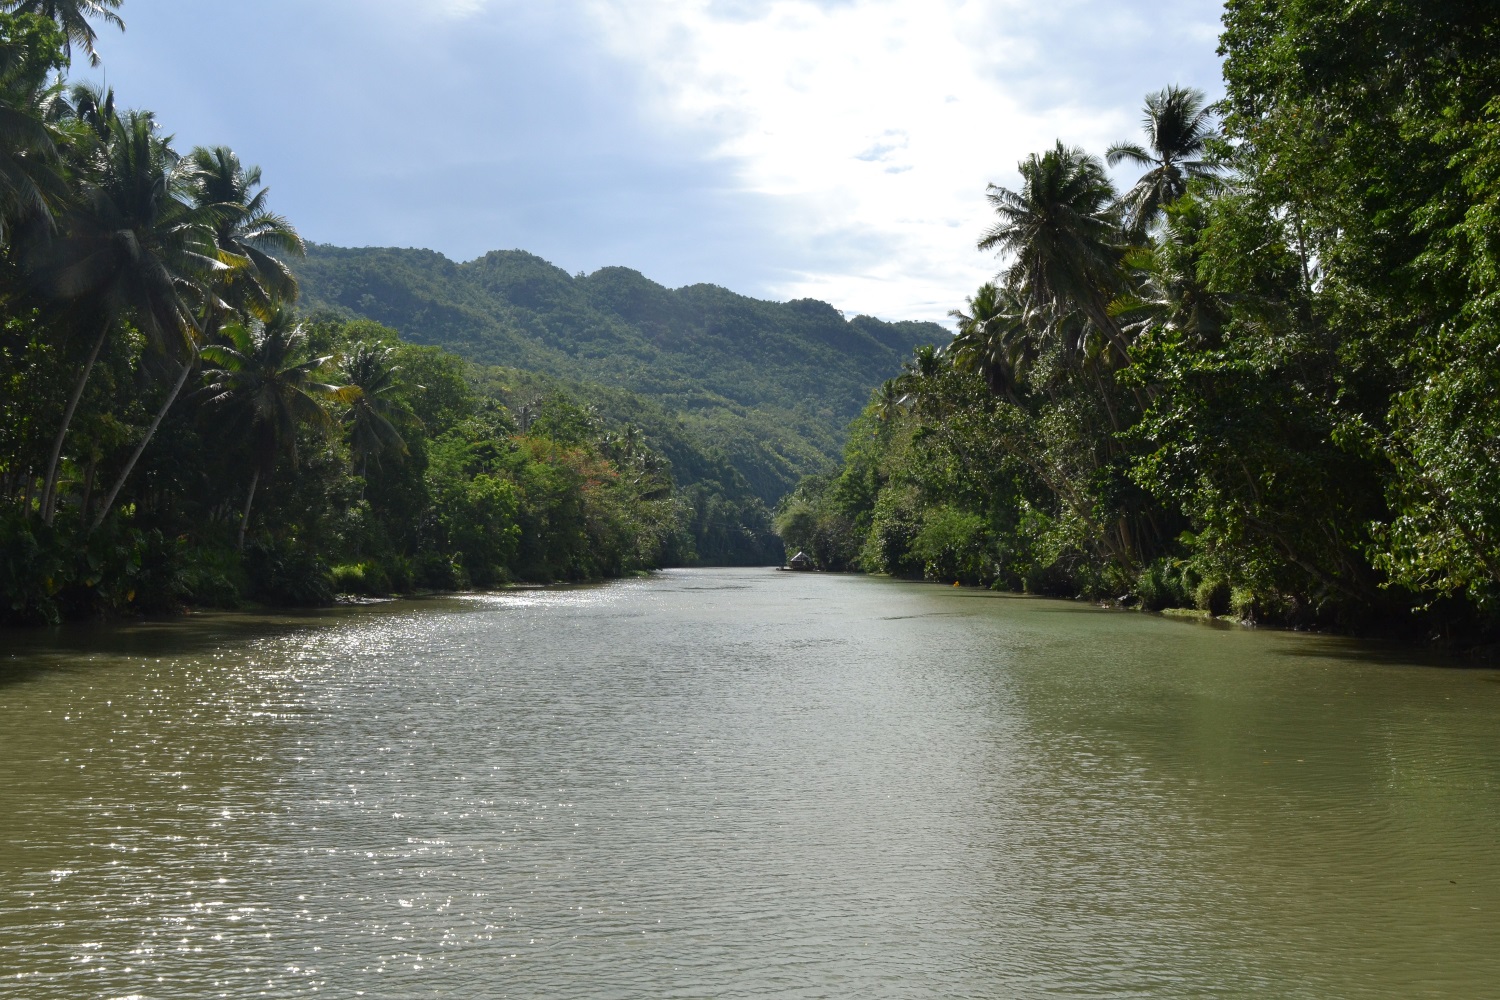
[291,245,942,502]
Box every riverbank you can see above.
[0,516,682,628]
[812,568,1499,655]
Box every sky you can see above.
[82,0,1227,325]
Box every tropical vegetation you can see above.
[289,244,942,503]
[0,4,751,623]
[8,0,1500,645]
[779,0,1500,642]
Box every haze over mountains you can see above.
[292,245,944,503]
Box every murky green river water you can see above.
[2,568,1498,998]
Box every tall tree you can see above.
[946,282,1033,403]
[0,11,67,241]
[200,312,342,551]
[340,342,407,478]
[1,0,122,67]
[90,145,306,529]
[1106,85,1220,235]
[26,107,217,523]
[186,145,304,330]
[1216,0,1500,606]
[979,142,1128,362]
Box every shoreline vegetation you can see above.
[0,3,777,626]
[774,2,1500,649]
[288,244,943,509]
[6,1,1500,652]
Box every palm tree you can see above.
[0,16,67,242]
[62,80,112,138]
[26,107,218,523]
[1106,86,1220,236]
[2,0,123,67]
[1114,255,1227,352]
[873,379,907,423]
[340,342,407,478]
[186,146,305,329]
[946,282,1033,402]
[200,312,342,551]
[91,148,306,529]
[980,142,1128,363]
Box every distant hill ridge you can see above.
[294,245,940,415]
[292,244,944,502]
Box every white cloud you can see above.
[380,0,492,19]
[577,0,1222,322]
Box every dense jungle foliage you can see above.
[779,0,1500,641]
[0,3,782,625]
[291,245,942,503]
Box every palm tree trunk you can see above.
[203,304,223,343]
[90,354,196,533]
[1085,295,1132,368]
[80,456,97,523]
[237,467,260,553]
[40,318,111,524]
[1092,367,1121,433]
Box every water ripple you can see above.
[2,570,1498,998]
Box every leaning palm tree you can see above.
[92,149,305,530]
[1106,85,1220,236]
[26,107,219,524]
[200,312,342,551]
[90,148,309,531]
[340,342,408,478]
[186,146,304,330]
[1,0,123,67]
[979,141,1129,363]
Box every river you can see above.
[2,568,1497,998]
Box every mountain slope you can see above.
[293,245,942,501]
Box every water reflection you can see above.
[2,570,1497,998]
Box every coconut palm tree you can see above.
[946,282,1033,403]
[0,15,67,241]
[340,342,407,478]
[62,80,112,138]
[186,146,304,329]
[2,0,123,67]
[90,148,306,529]
[873,378,907,423]
[1106,85,1220,236]
[979,141,1128,363]
[200,311,342,551]
[27,107,218,523]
